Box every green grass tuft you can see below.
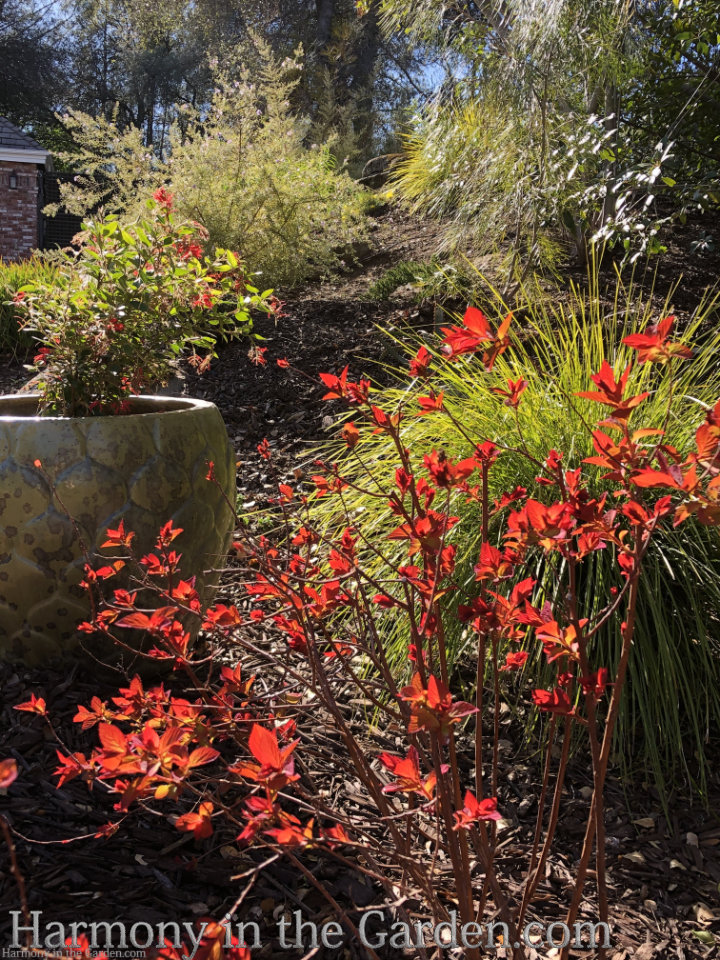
[308,271,720,796]
[0,257,58,355]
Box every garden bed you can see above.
[2,211,720,959]
[2,648,719,958]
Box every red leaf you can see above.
[453,790,502,829]
[186,747,220,770]
[101,520,134,549]
[176,801,214,839]
[14,693,46,715]
[630,469,680,489]
[74,697,107,730]
[417,391,444,414]
[409,345,432,378]
[248,724,282,769]
[532,688,574,716]
[0,758,18,788]
[463,306,491,338]
[98,723,129,756]
[623,317,692,364]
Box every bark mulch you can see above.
[2,652,720,959]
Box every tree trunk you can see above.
[349,5,379,153]
[600,84,619,228]
[315,0,334,51]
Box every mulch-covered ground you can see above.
[2,653,720,959]
[2,210,720,958]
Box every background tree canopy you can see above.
[0,0,438,167]
[381,0,720,268]
[2,0,718,271]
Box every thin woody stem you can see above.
[567,555,608,940]
[0,815,32,948]
[561,541,643,958]
[516,714,571,929]
[516,714,556,922]
[430,735,479,959]
[475,461,491,803]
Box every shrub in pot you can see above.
[0,190,273,663]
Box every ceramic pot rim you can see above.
[0,394,218,422]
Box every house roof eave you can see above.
[0,147,50,166]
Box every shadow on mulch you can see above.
[2,649,720,960]
[0,655,400,960]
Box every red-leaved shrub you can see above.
[15,309,720,959]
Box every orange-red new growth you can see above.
[74,697,110,730]
[622,316,692,365]
[409,345,432,378]
[378,745,446,803]
[453,790,502,829]
[500,650,529,672]
[398,674,477,739]
[423,450,475,488]
[176,801,214,839]
[14,693,47,716]
[577,362,648,419]
[202,604,243,630]
[0,758,18,788]
[474,542,515,583]
[388,510,458,555]
[491,377,527,408]
[440,307,511,368]
[417,391,445,414]
[231,724,300,790]
[101,520,135,549]
[536,620,587,664]
[319,366,370,404]
[156,521,183,548]
[532,687,574,716]
[54,751,90,788]
[341,422,361,448]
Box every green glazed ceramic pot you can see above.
[0,395,235,664]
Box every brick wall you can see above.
[0,161,40,262]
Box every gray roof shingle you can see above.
[0,116,47,153]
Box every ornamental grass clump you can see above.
[14,306,720,958]
[13,189,274,417]
[308,278,720,793]
[0,256,58,354]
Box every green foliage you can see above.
[0,257,58,354]
[393,92,569,271]
[43,110,164,217]
[309,62,365,175]
[383,0,720,270]
[51,43,370,288]
[308,274,720,792]
[391,0,663,267]
[61,0,219,149]
[170,44,370,287]
[54,0,423,168]
[626,0,720,227]
[365,256,481,304]
[366,258,443,300]
[14,193,272,416]
[0,0,66,126]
